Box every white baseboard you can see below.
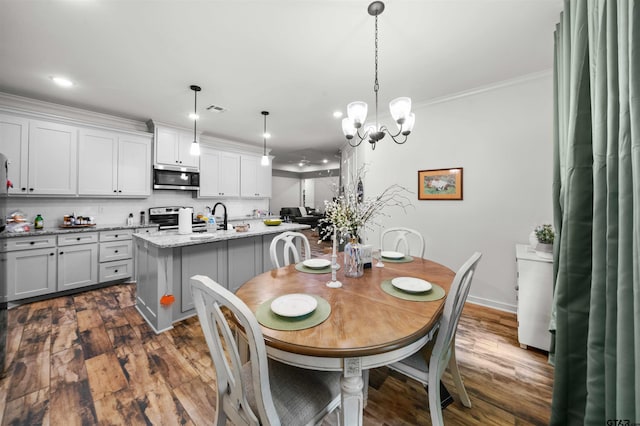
[467,295,517,314]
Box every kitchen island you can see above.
[133,222,310,333]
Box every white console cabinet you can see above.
[515,244,553,351]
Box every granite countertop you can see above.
[1,223,158,238]
[133,222,310,249]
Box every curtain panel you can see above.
[551,1,640,424]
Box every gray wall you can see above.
[358,72,553,312]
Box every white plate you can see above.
[303,258,331,269]
[381,251,405,259]
[270,294,318,317]
[391,277,433,293]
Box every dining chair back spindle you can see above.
[190,275,341,426]
[381,227,426,258]
[388,252,482,426]
[269,231,312,268]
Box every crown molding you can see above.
[0,91,148,132]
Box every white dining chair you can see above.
[387,252,482,426]
[380,227,426,258]
[269,231,311,268]
[190,275,341,426]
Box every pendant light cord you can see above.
[263,113,267,155]
[374,14,379,131]
[193,89,197,141]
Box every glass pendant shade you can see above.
[389,97,412,122]
[401,113,415,133]
[190,140,200,156]
[261,155,269,166]
[342,117,357,137]
[347,101,368,127]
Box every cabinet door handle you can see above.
[113,190,117,193]
[114,250,119,253]
[50,253,55,256]
[21,187,26,191]
[30,241,35,245]
[59,251,64,255]
[114,269,118,273]
[29,188,34,191]
[77,237,81,241]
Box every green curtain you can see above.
[551,0,640,424]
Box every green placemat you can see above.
[381,279,445,302]
[256,295,331,331]
[295,262,341,274]
[381,255,414,263]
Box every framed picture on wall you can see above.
[418,168,463,200]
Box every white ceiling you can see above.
[0,0,562,171]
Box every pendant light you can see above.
[261,111,270,166]
[190,85,201,156]
[341,1,415,150]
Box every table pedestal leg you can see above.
[340,374,364,426]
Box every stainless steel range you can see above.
[148,206,206,231]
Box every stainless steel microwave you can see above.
[153,168,200,191]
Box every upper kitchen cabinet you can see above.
[28,120,78,195]
[0,113,28,195]
[240,154,271,198]
[0,116,78,196]
[199,146,240,198]
[78,128,151,197]
[150,122,199,171]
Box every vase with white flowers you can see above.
[320,167,412,278]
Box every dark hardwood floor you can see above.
[0,231,554,425]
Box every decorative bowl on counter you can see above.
[263,219,282,226]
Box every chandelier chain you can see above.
[374,14,380,129]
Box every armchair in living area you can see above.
[279,206,323,228]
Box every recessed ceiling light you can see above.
[50,76,74,87]
[298,162,304,167]
[263,132,271,139]
[323,158,328,164]
[333,111,343,118]
[189,113,199,120]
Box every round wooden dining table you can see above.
[235,256,456,426]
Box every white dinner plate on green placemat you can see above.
[270,294,318,317]
[381,250,404,259]
[391,277,432,293]
[303,258,332,269]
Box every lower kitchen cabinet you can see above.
[99,229,133,282]
[57,243,99,291]
[5,246,57,300]
[57,232,99,291]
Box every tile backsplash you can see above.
[7,191,271,228]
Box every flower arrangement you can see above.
[534,224,555,244]
[319,166,412,243]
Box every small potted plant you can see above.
[534,224,554,259]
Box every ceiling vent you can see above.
[206,104,227,113]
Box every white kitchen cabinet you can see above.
[78,129,151,197]
[28,120,78,195]
[57,243,99,291]
[0,117,77,196]
[0,113,29,195]
[2,235,57,301]
[154,125,199,170]
[515,244,553,351]
[240,154,271,198]
[199,146,240,197]
[99,230,133,282]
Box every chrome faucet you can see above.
[212,202,227,231]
